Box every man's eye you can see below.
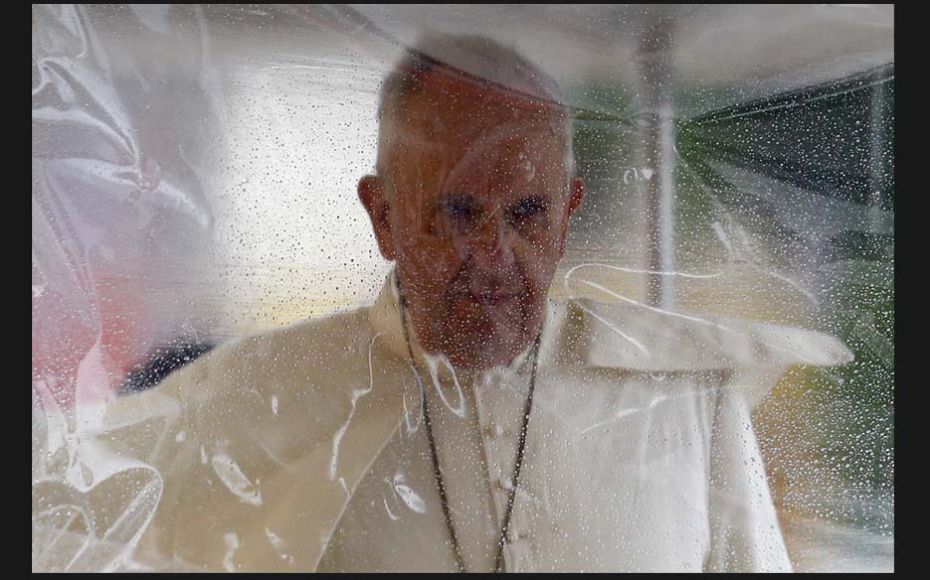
[442,197,479,220]
[509,197,548,222]
[448,203,476,219]
[438,196,482,235]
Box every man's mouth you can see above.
[466,292,520,306]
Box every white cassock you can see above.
[41,272,852,572]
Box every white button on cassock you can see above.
[496,478,514,492]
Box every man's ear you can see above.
[358,175,396,261]
[558,177,586,258]
[568,177,585,217]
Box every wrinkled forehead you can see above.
[388,86,569,177]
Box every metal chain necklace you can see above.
[397,284,541,573]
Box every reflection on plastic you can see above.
[32,4,892,573]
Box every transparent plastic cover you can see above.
[32,4,893,572]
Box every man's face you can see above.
[362,83,584,370]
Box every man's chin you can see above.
[427,296,541,369]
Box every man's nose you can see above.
[459,211,516,270]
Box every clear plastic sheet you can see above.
[32,4,893,572]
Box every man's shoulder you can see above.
[145,303,379,402]
[553,296,853,372]
[220,304,376,366]
[102,303,387,457]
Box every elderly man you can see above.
[80,35,852,572]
